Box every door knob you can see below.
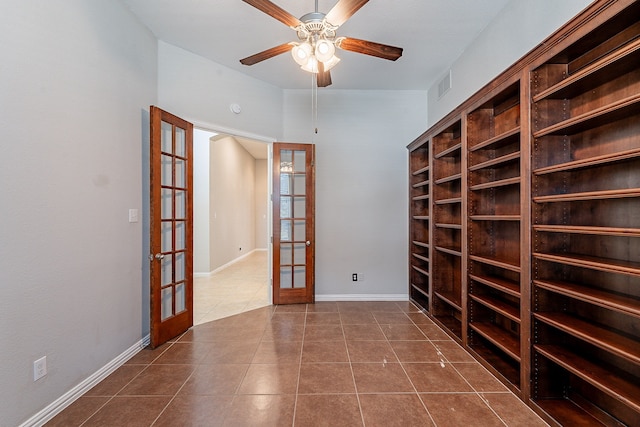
[155,253,165,260]
[306,241,311,246]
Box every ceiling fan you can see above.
[239,0,403,87]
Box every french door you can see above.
[149,106,193,347]
[272,143,316,304]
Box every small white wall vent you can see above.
[438,70,452,99]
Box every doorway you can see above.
[192,128,271,324]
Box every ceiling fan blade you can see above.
[240,43,295,65]
[325,0,369,27]
[241,0,302,28]
[317,62,332,87]
[335,37,403,61]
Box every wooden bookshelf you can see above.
[407,1,640,424]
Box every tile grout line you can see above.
[381,303,439,427]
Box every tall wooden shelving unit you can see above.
[431,120,465,341]
[407,1,640,425]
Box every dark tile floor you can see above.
[46,301,548,426]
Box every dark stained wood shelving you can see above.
[469,127,520,152]
[534,279,640,319]
[533,188,640,203]
[412,165,429,175]
[470,293,520,323]
[408,2,640,424]
[535,312,640,365]
[534,252,640,277]
[470,215,520,221]
[434,174,462,185]
[468,151,520,171]
[469,322,521,361]
[469,176,520,191]
[533,147,640,175]
[469,255,521,273]
[469,274,520,298]
[434,142,462,159]
[535,344,640,413]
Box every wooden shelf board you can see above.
[469,322,521,362]
[411,283,430,299]
[467,343,521,388]
[469,127,520,152]
[412,215,430,221]
[470,294,520,323]
[435,223,462,230]
[412,165,430,175]
[470,215,521,222]
[412,194,430,201]
[434,291,462,311]
[411,265,429,277]
[533,37,640,103]
[412,240,429,249]
[534,279,640,319]
[469,255,521,273]
[469,151,520,171]
[533,147,640,176]
[533,93,640,138]
[534,224,640,237]
[434,142,462,159]
[412,253,430,263]
[470,176,520,191]
[469,274,521,298]
[412,180,429,188]
[534,312,640,365]
[434,173,462,185]
[533,399,608,427]
[535,344,640,413]
[533,187,640,203]
[435,245,462,257]
[534,252,640,277]
[434,196,462,205]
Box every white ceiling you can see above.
[121,0,512,91]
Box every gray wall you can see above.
[0,1,157,426]
[428,0,593,126]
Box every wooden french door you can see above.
[272,143,316,304]
[149,106,193,347]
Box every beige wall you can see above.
[255,159,269,249]
[209,136,264,271]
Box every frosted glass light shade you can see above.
[291,42,313,66]
[301,56,318,73]
[315,39,335,62]
[322,55,341,71]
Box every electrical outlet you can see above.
[352,273,358,281]
[33,356,47,381]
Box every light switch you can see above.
[128,209,139,223]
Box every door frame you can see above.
[189,120,275,304]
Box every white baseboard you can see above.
[194,248,266,278]
[20,334,150,427]
[315,294,409,301]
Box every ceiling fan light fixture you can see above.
[315,38,335,62]
[301,56,319,73]
[291,42,313,66]
[321,54,340,71]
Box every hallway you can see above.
[194,251,270,325]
